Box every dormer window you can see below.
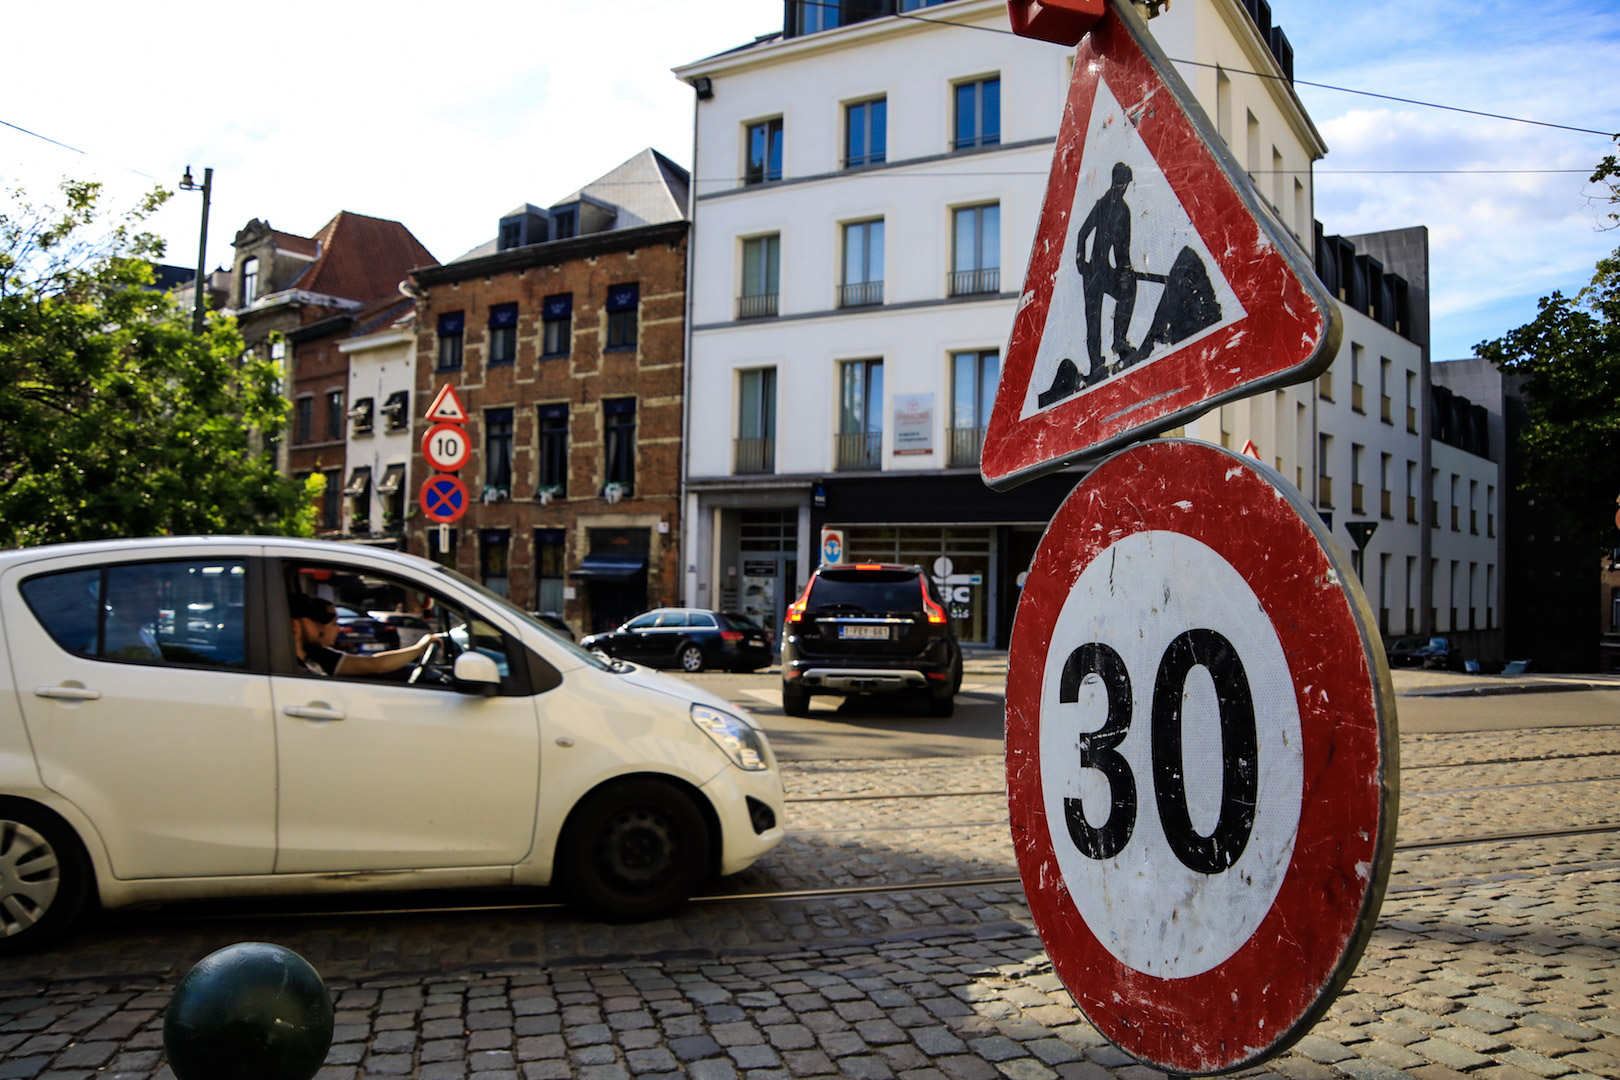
[349,397,375,435]
[381,390,410,431]
[553,209,576,240]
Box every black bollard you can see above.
[163,942,335,1080]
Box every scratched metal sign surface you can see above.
[981,1,1341,491]
[1006,439,1397,1075]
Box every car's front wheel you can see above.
[558,779,711,922]
[0,800,91,955]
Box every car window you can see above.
[21,559,249,670]
[658,612,691,628]
[626,613,659,630]
[289,562,515,686]
[428,562,615,672]
[807,571,924,613]
[689,613,717,628]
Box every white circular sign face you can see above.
[422,424,470,472]
[1039,529,1303,978]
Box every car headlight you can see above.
[691,704,771,771]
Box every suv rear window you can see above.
[807,570,922,613]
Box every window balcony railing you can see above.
[948,267,1000,297]
[1406,405,1418,433]
[836,431,882,471]
[1408,495,1418,523]
[839,280,884,308]
[1451,505,1460,531]
[1318,370,1334,401]
[1380,395,1392,423]
[738,292,778,319]
[734,436,776,475]
[1381,489,1393,518]
[1351,482,1365,514]
[1317,475,1333,508]
[948,426,985,468]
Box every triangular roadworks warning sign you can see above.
[982,0,1340,491]
[425,383,469,424]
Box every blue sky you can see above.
[4,0,1616,362]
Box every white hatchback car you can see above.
[0,537,785,952]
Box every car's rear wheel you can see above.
[0,800,91,955]
[678,642,705,673]
[781,682,811,717]
[559,779,710,922]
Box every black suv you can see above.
[779,563,963,717]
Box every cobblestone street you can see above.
[2,718,1618,1080]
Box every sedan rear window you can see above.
[807,571,923,613]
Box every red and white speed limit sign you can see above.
[422,423,471,473]
[1007,439,1397,1075]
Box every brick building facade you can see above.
[404,150,691,637]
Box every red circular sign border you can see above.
[422,423,471,473]
[1006,439,1396,1074]
[418,474,469,524]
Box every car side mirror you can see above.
[452,651,501,695]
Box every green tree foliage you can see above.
[0,179,317,547]
[1593,136,1618,229]
[1476,245,1620,549]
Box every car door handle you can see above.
[34,686,102,701]
[283,705,347,721]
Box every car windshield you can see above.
[430,564,614,672]
[808,571,922,613]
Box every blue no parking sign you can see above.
[419,474,469,523]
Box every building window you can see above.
[294,396,313,444]
[1469,479,1479,534]
[437,311,465,371]
[1317,433,1333,508]
[838,359,883,471]
[1406,370,1418,432]
[480,529,511,599]
[604,398,636,495]
[535,528,566,614]
[485,408,514,493]
[1380,453,1393,519]
[950,350,999,467]
[605,284,638,350]
[322,468,342,531]
[1350,343,1365,413]
[552,209,576,240]
[378,464,406,529]
[846,97,886,168]
[1487,485,1496,536]
[350,397,374,435]
[241,257,259,305]
[841,219,884,308]
[1380,357,1393,423]
[737,368,777,475]
[745,117,784,184]
[541,294,572,357]
[950,203,1000,296]
[1407,461,1419,523]
[953,76,1000,151]
[325,390,344,441]
[740,235,780,319]
[381,390,410,432]
[488,303,518,366]
[344,467,371,533]
[1350,442,1365,514]
[537,404,568,496]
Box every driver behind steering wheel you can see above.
[290,592,443,677]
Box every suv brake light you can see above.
[920,577,948,624]
[785,578,814,623]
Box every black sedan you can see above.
[334,605,400,654]
[581,608,773,673]
[1385,634,1465,671]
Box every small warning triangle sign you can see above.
[425,383,469,424]
[982,0,1340,490]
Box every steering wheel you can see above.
[407,634,446,685]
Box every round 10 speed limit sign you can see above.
[1007,439,1397,1075]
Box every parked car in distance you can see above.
[334,605,400,653]
[779,563,962,718]
[530,611,574,641]
[581,608,773,673]
[0,537,784,953]
[1385,634,1465,671]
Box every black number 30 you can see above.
[1058,629,1259,874]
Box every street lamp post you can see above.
[179,166,213,334]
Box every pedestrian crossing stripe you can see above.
[980,2,1339,491]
